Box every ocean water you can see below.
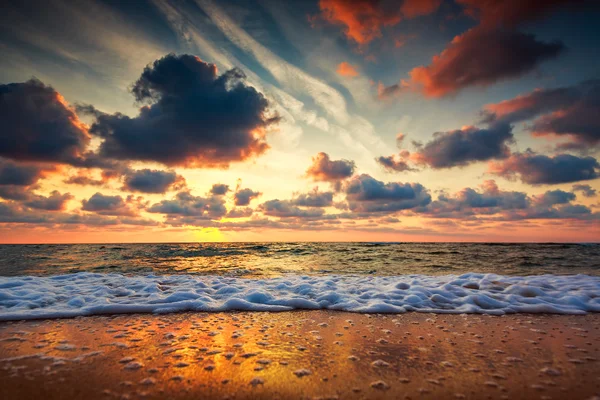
[0,243,599,319]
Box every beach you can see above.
[1,311,599,400]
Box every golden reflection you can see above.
[0,312,599,399]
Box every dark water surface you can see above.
[0,242,598,277]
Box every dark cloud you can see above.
[0,186,32,201]
[234,188,261,206]
[291,191,334,207]
[534,189,576,207]
[407,28,565,97]
[148,191,226,220]
[0,159,54,201]
[306,152,356,182]
[423,180,529,218]
[85,54,278,167]
[572,184,597,198]
[376,154,416,172]
[489,151,599,184]
[421,180,597,221]
[210,184,230,196]
[81,193,140,216]
[123,169,185,194]
[411,122,513,168]
[483,80,600,150]
[0,159,46,186]
[344,174,431,213]
[457,0,596,28]
[0,202,157,227]
[226,207,253,218]
[0,79,90,164]
[258,199,325,218]
[24,191,73,211]
[317,0,442,45]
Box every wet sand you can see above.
[1,312,599,399]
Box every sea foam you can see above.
[0,272,599,320]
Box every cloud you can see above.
[533,189,576,207]
[257,199,325,218]
[226,207,253,218]
[122,169,186,194]
[306,152,356,182]
[318,0,441,44]
[210,184,230,196]
[344,174,431,213]
[148,191,227,221]
[0,202,157,227]
[0,158,56,202]
[0,186,33,201]
[81,193,140,217]
[377,80,411,100]
[410,122,513,169]
[63,170,116,187]
[406,28,565,97]
[376,154,417,172]
[291,191,334,207]
[24,191,73,211]
[234,188,261,206]
[0,79,90,164]
[488,151,599,184]
[457,0,595,28]
[0,159,47,186]
[421,180,597,221]
[85,54,278,168]
[483,80,600,150]
[424,180,529,217]
[572,184,597,198]
[336,62,359,77]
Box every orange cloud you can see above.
[318,0,440,45]
[376,27,564,99]
[336,62,359,77]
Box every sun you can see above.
[191,227,226,242]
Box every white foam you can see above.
[0,272,599,320]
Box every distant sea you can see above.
[0,243,599,320]
[1,242,599,277]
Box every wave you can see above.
[0,272,599,321]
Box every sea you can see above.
[0,243,599,320]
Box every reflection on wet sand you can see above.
[1,312,599,399]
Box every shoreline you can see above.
[1,311,599,399]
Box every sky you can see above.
[0,0,599,243]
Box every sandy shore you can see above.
[1,312,599,399]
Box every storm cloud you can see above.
[0,79,90,164]
[0,159,47,186]
[85,54,278,167]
